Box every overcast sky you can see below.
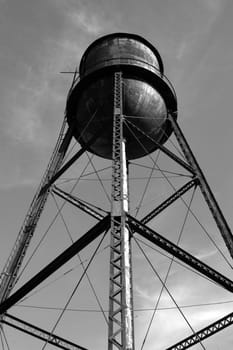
[0,0,233,349]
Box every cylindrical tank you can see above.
[66,33,177,160]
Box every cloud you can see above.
[203,0,223,13]
[69,10,103,35]
[0,0,122,152]
[133,269,231,348]
[132,240,232,348]
[175,0,226,62]
[53,0,121,38]
[135,304,229,349]
[6,104,46,147]
[3,65,55,148]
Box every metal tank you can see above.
[66,33,177,159]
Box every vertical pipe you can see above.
[121,140,134,350]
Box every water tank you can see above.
[66,33,177,160]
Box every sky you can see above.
[0,0,233,349]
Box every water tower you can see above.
[0,33,233,350]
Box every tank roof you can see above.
[79,32,164,75]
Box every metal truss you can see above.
[127,114,233,261]
[141,178,198,225]
[51,174,233,349]
[53,177,198,229]
[0,116,102,304]
[2,313,88,350]
[124,114,233,347]
[108,72,134,350]
[127,215,233,292]
[125,119,194,174]
[166,310,233,350]
[52,186,105,221]
[0,215,110,315]
[168,113,233,259]
[40,130,101,195]
[0,117,73,304]
[0,67,232,350]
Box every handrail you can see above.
[69,57,177,101]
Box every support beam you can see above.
[108,72,134,350]
[54,177,197,237]
[53,178,197,230]
[2,313,88,350]
[168,113,233,259]
[127,215,233,292]
[141,178,198,225]
[166,310,233,350]
[52,186,105,221]
[40,130,101,195]
[125,119,195,174]
[0,215,110,315]
[0,119,73,304]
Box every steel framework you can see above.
[0,117,73,304]
[108,72,134,350]
[0,70,233,350]
[165,310,233,350]
[2,314,88,350]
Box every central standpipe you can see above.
[108,72,134,350]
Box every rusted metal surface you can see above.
[79,33,163,77]
[66,33,177,160]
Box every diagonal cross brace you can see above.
[39,130,101,196]
[127,214,233,293]
[0,215,110,316]
[52,186,105,221]
[166,310,233,350]
[125,119,194,174]
[2,313,88,350]
[141,178,198,225]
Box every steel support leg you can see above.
[0,118,73,304]
[168,113,233,259]
[108,72,134,350]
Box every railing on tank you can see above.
[76,56,177,101]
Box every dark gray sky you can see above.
[0,0,233,349]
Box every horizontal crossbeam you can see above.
[2,313,88,350]
[127,215,233,292]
